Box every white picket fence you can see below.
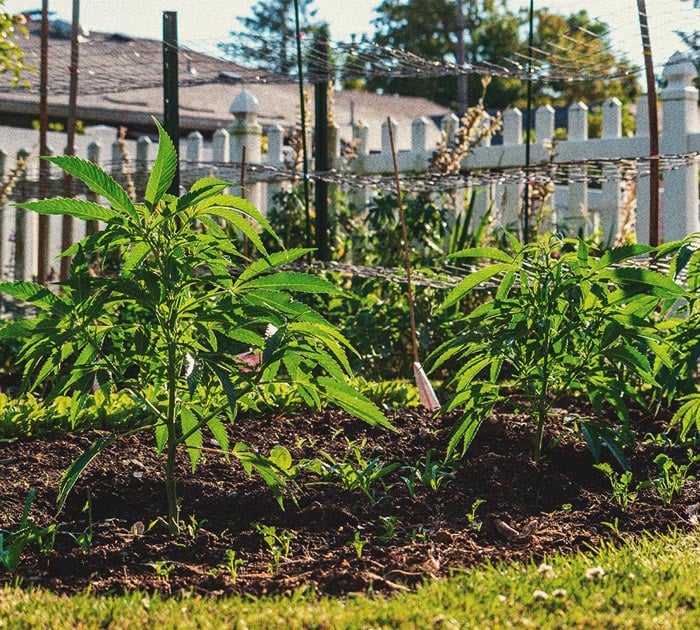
[0,53,698,281]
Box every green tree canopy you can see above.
[219,0,325,75]
[0,2,31,88]
[365,0,640,110]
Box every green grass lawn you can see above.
[3,529,699,629]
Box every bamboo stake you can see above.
[386,117,440,410]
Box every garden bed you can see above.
[1,400,696,597]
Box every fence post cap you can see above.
[229,89,260,116]
[662,52,698,87]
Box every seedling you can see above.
[254,523,296,574]
[652,451,698,506]
[465,499,486,531]
[347,531,368,558]
[218,549,246,582]
[378,516,398,544]
[594,463,639,511]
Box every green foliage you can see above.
[654,236,700,403]
[347,530,368,558]
[0,489,57,573]
[218,0,323,75]
[652,451,698,506]
[593,463,639,511]
[0,5,33,88]
[400,449,460,497]
[0,390,145,439]
[367,0,639,110]
[2,119,392,531]
[431,235,683,463]
[253,524,296,574]
[303,438,400,505]
[465,498,486,531]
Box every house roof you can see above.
[0,17,449,151]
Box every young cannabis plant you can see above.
[0,120,393,531]
[430,235,683,464]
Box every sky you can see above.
[4,0,696,78]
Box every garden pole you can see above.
[313,31,330,262]
[37,0,50,285]
[293,0,312,254]
[387,117,440,411]
[163,11,180,195]
[637,0,660,246]
[456,0,468,117]
[61,0,80,282]
[522,0,535,244]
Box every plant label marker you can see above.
[413,361,440,411]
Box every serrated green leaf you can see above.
[203,195,276,237]
[447,247,514,263]
[180,408,202,473]
[236,248,313,283]
[592,244,654,270]
[15,198,119,222]
[599,267,683,295]
[207,416,230,455]
[122,241,151,276]
[317,376,395,432]
[56,436,116,515]
[45,155,137,220]
[0,281,62,311]
[447,412,484,457]
[145,118,178,207]
[440,262,514,311]
[243,272,341,295]
[212,364,239,416]
[219,211,268,256]
[155,422,168,455]
[269,445,293,471]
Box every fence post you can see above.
[186,131,203,164]
[660,52,699,242]
[567,102,589,235]
[86,142,102,235]
[229,89,262,208]
[135,135,152,198]
[381,118,398,156]
[14,149,30,281]
[212,128,230,165]
[635,97,650,244]
[350,122,369,211]
[535,105,555,145]
[184,131,203,190]
[601,98,623,243]
[266,124,285,214]
[502,108,522,229]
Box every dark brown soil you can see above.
[1,401,698,597]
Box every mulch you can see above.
[1,400,697,597]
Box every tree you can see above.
[0,2,31,88]
[365,0,640,110]
[527,9,640,108]
[219,0,324,75]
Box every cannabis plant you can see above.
[0,120,392,530]
[431,235,683,465]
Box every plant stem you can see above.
[164,318,180,532]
